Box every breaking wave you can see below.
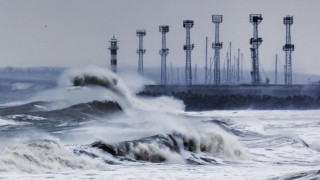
[58,66,129,98]
[23,66,134,111]
[90,123,244,165]
[0,66,248,173]
[0,140,106,173]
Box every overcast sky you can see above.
[0,0,319,74]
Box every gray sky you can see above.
[0,0,319,74]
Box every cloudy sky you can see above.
[0,0,319,74]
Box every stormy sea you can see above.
[0,66,320,179]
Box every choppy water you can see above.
[0,67,320,179]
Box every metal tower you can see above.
[249,14,263,85]
[212,15,223,85]
[159,25,169,85]
[108,35,119,73]
[283,15,294,85]
[136,29,146,75]
[183,20,194,85]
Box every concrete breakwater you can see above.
[138,85,320,110]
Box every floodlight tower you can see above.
[212,15,223,85]
[249,14,263,85]
[108,35,119,73]
[136,29,146,75]
[159,25,169,85]
[183,20,194,85]
[283,15,294,85]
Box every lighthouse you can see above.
[108,35,119,73]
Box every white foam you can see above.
[0,118,18,126]
[11,83,32,90]
[8,114,46,121]
[33,104,48,110]
[0,140,107,173]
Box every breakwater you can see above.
[138,85,320,110]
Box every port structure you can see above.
[283,16,294,85]
[212,15,223,85]
[249,14,263,85]
[136,29,146,75]
[159,25,169,85]
[183,20,194,85]
[108,35,119,73]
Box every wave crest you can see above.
[91,127,244,164]
[58,66,129,98]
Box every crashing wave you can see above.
[91,127,244,164]
[0,140,106,173]
[58,66,129,98]
[20,67,135,111]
